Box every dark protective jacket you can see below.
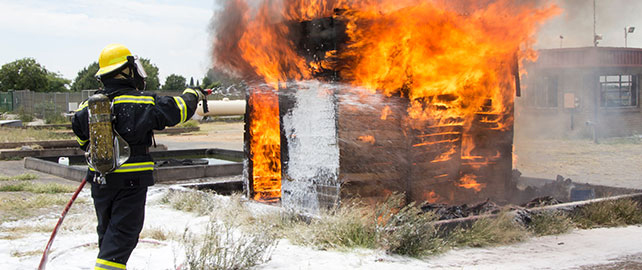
[72,80,200,187]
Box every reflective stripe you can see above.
[89,161,154,173]
[76,101,88,111]
[173,96,187,123]
[183,88,199,97]
[95,258,126,270]
[76,137,88,146]
[113,95,155,105]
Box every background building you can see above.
[519,47,642,139]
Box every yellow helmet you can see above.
[95,43,133,78]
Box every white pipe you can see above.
[196,98,246,116]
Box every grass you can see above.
[164,189,642,261]
[140,227,174,241]
[11,249,42,258]
[0,182,76,193]
[448,212,529,248]
[0,127,73,142]
[0,193,87,223]
[181,218,278,270]
[286,201,376,250]
[286,194,445,257]
[0,173,38,181]
[161,189,220,216]
[572,198,642,229]
[528,211,574,236]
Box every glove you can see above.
[185,87,205,101]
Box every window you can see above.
[527,75,558,107]
[600,75,638,107]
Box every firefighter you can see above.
[72,43,206,269]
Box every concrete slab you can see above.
[0,120,22,127]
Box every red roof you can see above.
[533,47,642,68]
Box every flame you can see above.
[213,0,559,201]
[380,106,391,120]
[458,174,486,192]
[424,191,441,203]
[431,145,457,163]
[249,89,282,201]
[358,135,376,144]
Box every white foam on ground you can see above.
[3,186,642,270]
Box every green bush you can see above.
[17,107,33,123]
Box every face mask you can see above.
[127,56,147,90]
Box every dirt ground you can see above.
[514,136,642,190]
[154,121,243,150]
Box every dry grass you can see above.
[0,127,73,143]
[0,173,38,181]
[572,199,642,229]
[140,227,177,241]
[448,212,529,248]
[286,201,376,250]
[0,182,76,193]
[0,223,52,240]
[162,189,220,216]
[11,249,42,257]
[181,218,278,270]
[0,193,87,223]
[528,211,574,236]
[285,194,445,257]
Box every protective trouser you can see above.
[91,183,148,269]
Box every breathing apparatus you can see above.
[85,94,130,184]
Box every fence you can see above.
[0,90,184,117]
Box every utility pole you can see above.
[593,0,598,47]
[625,26,635,48]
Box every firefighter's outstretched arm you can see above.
[151,87,206,129]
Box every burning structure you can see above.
[212,0,559,212]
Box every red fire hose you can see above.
[38,177,87,270]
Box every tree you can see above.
[71,58,160,90]
[139,58,160,90]
[46,72,71,92]
[161,74,187,90]
[0,58,49,91]
[71,62,101,91]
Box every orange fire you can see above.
[248,89,282,201]
[358,135,376,145]
[212,0,559,201]
[458,174,486,192]
[380,106,391,120]
[423,191,441,203]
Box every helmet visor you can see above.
[133,56,147,78]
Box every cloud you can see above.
[0,0,215,84]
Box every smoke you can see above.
[536,0,642,49]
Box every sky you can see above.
[1,0,642,85]
[0,0,217,84]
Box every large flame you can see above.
[213,0,559,202]
[248,89,282,201]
